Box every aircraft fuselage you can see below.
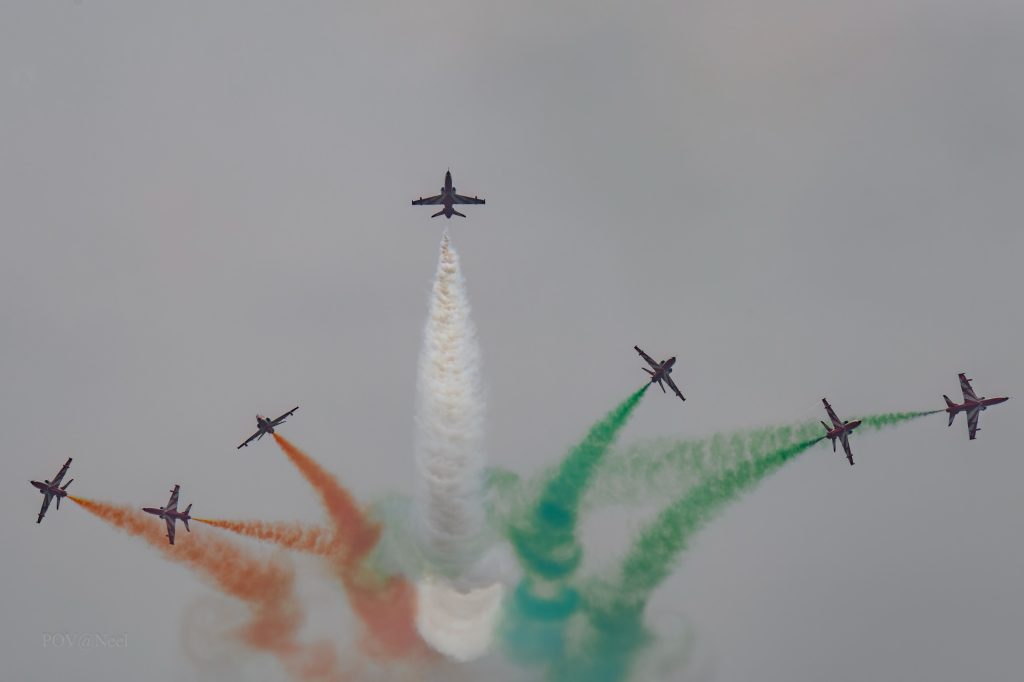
[825,419,862,441]
[434,170,458,218]
[143,507,190,522]
[649,356,676,384]
[257,416,275,434]
[31,480,67,498]
[945,396,1009,414]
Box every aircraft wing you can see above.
[166,485,180,511]
[271,406,299,425]
[238,430,261,449]
[51,458,72,486]
[452,193,485,205]
[959,374,979,402]
[822,399,842,428]
[840,432,854,465]
[634,346,660,370]
[165,517,176,545]
[966,406,981,440]
[663,374,686,401]
[412,194,444,205]
[37,494,51,523]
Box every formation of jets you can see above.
[27,175,1012,533]
[632,350,1008,466]
[30,407,301,540]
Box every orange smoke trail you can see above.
[70,496,348,682]
[195,518,337,556]
[272,433,380,560]
[272,434,432,660]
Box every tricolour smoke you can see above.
[69,496,346,681]
[412,233,504,661]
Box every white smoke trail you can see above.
[413,232,505,661]
[414,232,487,571]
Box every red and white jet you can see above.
[634,345,685,401]
[821,399,862,466]
[237,406,299,449]
[943,373,1009,440]
[30,457,73,523]
[143,484,192,545]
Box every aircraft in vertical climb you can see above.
[821,399,862,465]
[143,485,193,546]
[30,457,73,523]
[634,345,685,401]
[238,407,299,449]
[943,373,1009,440]
[412,169,485,218]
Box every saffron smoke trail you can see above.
[69,496,346,682]
[195,519,337,555]
[501,387,648,666]
[271,434,431,661]
[412,233,505,661]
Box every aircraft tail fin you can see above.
[431,209,445,218]
[820,420,830,432]
[642,367,654,376]
[452,209,466,218]
[61,479,73,490]
[56,496,61,510]
[943,394,956,409]
[947,411,956,427]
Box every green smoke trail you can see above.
[508,385,649,580]
[500,385,648,664]
[491,410,942,518]
[860,410,940,429]
[547,409,939,681]
[579,421,824,513]
[611,436,824,612]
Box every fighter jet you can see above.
[412,169,485,218]
[943,373,1009,440]
[821,399,862,465]
[143,484,192,545]
[635,345,685,401]
[30,457,73,523]
[238,406,299,449]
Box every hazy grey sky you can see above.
[2,2,1022,681]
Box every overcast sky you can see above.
[2,2,1022,681]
